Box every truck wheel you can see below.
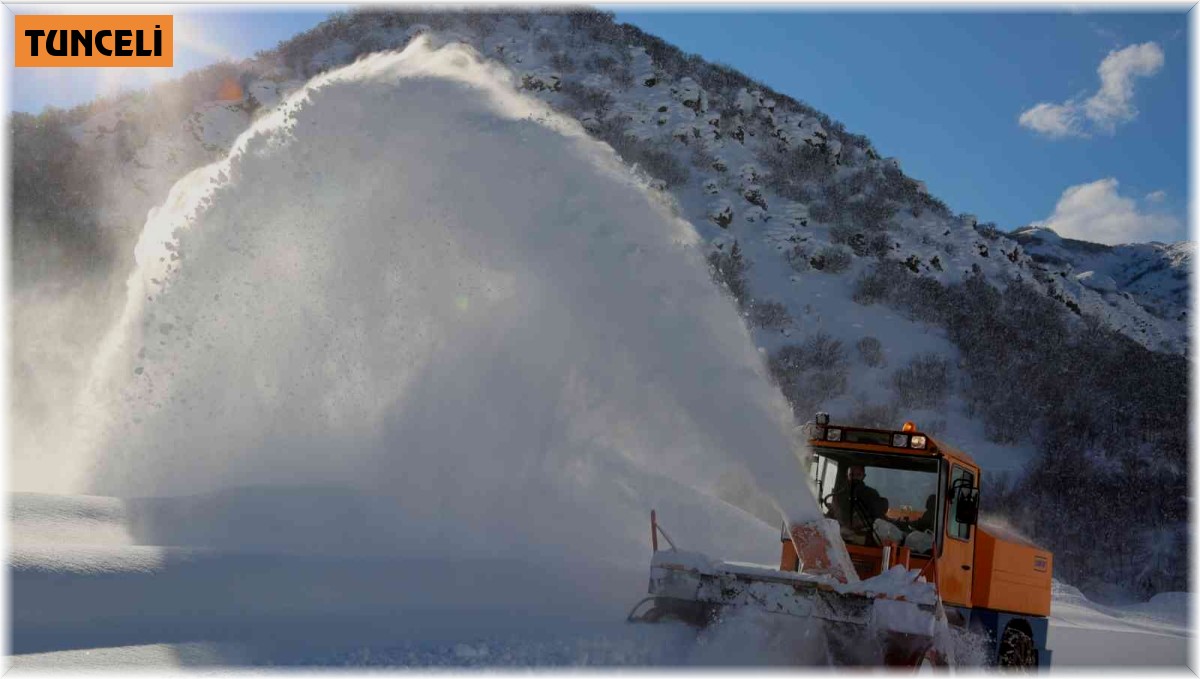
[636,598,713,628]
[998,626,1037,669]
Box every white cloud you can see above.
[1019,42,1164,139]
[1145,189,1168,203]
[1083,42,1165,131]
[1037,178,1181,245]
[1018,102,1084,138]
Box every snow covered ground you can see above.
[8,489,1191,670]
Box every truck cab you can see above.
[779,414,1054,667]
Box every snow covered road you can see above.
[8,490,1190,670]
[1046,586,1189,667]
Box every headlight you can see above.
[815,412,830,425]
[826,428,842,442]
[910,435,927,449]
[892,433,908,447]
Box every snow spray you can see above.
[71,38,824,567]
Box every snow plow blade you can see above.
[634,549,936,631]
[629,513,946,666]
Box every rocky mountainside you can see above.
[16,10,1188,354]
[11,8,1189,599]
[1012,226,1191,324]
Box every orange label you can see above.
[15,15,172,67]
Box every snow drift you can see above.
[53,36,825,627]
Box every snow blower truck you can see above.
[629,415,1053,669]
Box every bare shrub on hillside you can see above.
[768,332,848,416]
[891,353,951,409]
[856,336,884,367]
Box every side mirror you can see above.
[955,488,979,526]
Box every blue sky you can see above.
[7,6,1190,244]
[610,10,1189,244]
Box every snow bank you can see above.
[47,36,828,642]
[1050,579,1190,635]
[1047,583,1189,667]
[11,492,135,546]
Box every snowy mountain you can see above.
[1012,225,1191,326]
[10,6,1189,623]
[21,11,1187,357]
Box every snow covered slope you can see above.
[38,10,1187,360]
[1012,225,1191,326]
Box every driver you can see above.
[912,493,937,532]
[827,464,888,545]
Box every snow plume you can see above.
[70,38,819,571]
[12,283,119,493]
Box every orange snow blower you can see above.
[629,415,1054,669]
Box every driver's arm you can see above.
[869,490,888,521]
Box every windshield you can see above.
[808,447,940,555]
